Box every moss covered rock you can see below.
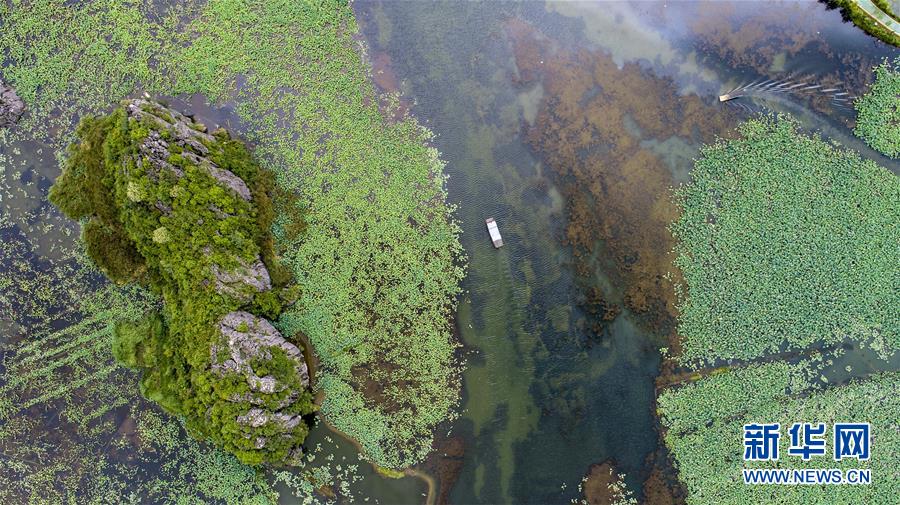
[51,99,315,465]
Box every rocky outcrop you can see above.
[213,311,310,388]
[125,99,270,303]
[57,98,312,466]
[128,99,310,462]
[212,311,310,454]
[125,99,252,200]
[0,81,25,127]
[210,257,272,303]
[138,130,184,178]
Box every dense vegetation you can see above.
[0,4,464,502]
[49,101,314,466]
[671,116,899,367]
[0,280,357,503]
[658,362,900,504]
[165,2,466,469]
[873,0,900,22]
[663,114,900,503]
[854,57,900,158]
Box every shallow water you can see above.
[352,1,898,503]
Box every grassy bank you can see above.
[822,0,900,47]
[874,0,900,22]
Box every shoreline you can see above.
[318,414,438,505]
[299,329,439,505]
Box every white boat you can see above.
[485,217,503,248]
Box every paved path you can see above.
[853,0,900,38]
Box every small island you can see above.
[50,99,315,466]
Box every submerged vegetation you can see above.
[671,116,899,366]
[509,17,735,336]
[854,57,900,158]
[0,282,276,503]
[572,461,638,505]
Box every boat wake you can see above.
[718,76,855,115]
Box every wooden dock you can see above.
[485,218,503,248]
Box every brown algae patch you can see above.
[508,19,737,336]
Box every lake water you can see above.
[348,1,898,504]
[1,1,897,504]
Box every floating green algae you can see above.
[663,113,900,503]
[854,57,900,159]
[658,362,900,505]
[671,115,899,367]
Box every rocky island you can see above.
[50,99,315,466]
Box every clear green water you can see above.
[349,2,897,504]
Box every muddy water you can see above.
[351,1,897,504]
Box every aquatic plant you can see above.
[658,362,900,504]
[0,0,178,142]
[0,259,282,504]
[571,461,638,505]
[854,57,900,158]
[49,100,315,465]
[690,2,884,121]
[0,0,463,483]
[162,1,466,469]
[691,5,830,76]
[672,115,899,366]
[512,17,736,334]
